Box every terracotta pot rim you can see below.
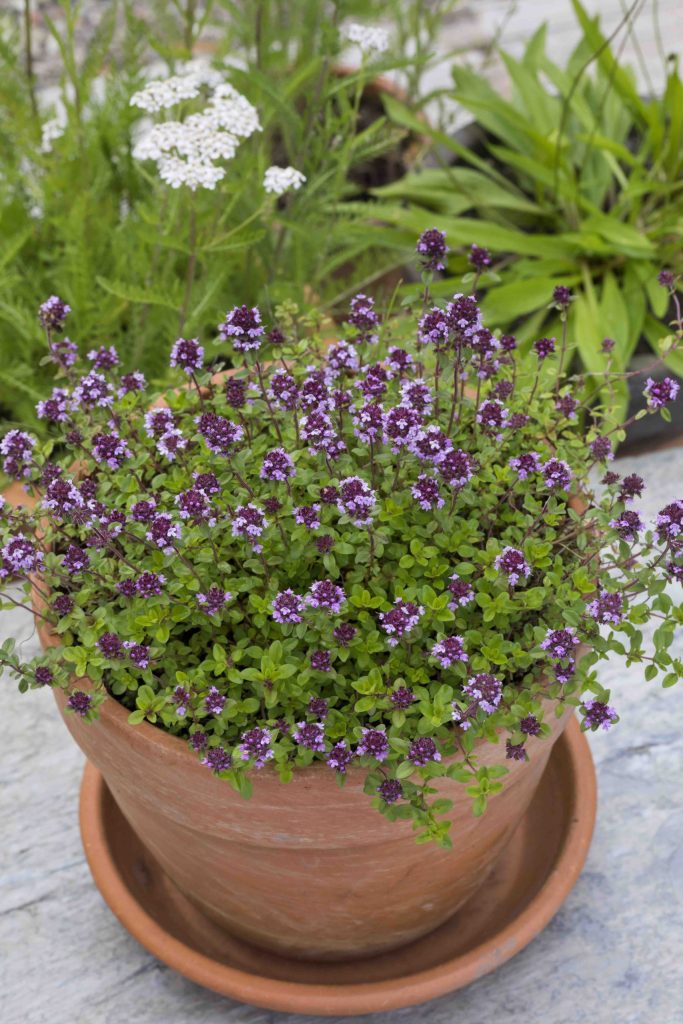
[78,716,596,1015]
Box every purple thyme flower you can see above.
[36,387,70,423]
[218,304,265,352]
[347,293,380,345]
[176,487,216,526]
[232,504,267,550]
[327,741,355,774]
[542,458,572,491]
[618,474,644,503]
[97,632,124,659]
[306,579,346,614]
[1,430,36,479]
[411,425,453,465]
[310,650,331,673]
[62,544,89,575]
[308,696,329,717]
[555,660,576,684]
[272,589,305,624]
[43,478,83,516]
[268,369,299,410]
[48,336,78,368]
[417,307,449,348]
[117,580,137,598]
[644,376,679,409]
[391,686,416,709]
[533,336,556,360]
[92,432,131,470]
[196,412,244,456]
[586,589,624,625]
[400,379,433,415]
[464,673,503,714]
[555,394,579,419]
[384,405,422,451]
[431,634,468,668]
[506,739,527,761]
[71,372,113,409]
[447,574,475,609]
[66,690,92,717]
[416,228,448,272]
[194,472,221,497]
[500,334,517,352]
[170,337,204,374]
[260,448,296,482]
[602,471,620,486]
[34,667,54,686]
[357,362,388,400]
[147,513,181,553]
[540,628,580,660]
[411,474,444,511]
[320,485,339,504]
[407,737,441,766]
[520,715,541,736]
[293,721,326,752]
[190,729,207,751]
[53,594,74,617]
[387,346,413,377]
[609,509,645,541]
[300,370,331,410]
[131,499,157,523]
[337,476,376,527]
[582,700,618,731]
[322,435,347,462]
[353,401,384,444]
[205,686,226,715]
[224,377,247,408]
[326,340,360,378]
[157,428,187,461]
[508,413,529,430]
[379,598,424,647]
[492,379,514,401]
[118,372,147,397]
[440,449,476,490]
[124,642,150,669]
[601,337,615,354]
[509,451,542,481]
[315,535,334,553]
[658,269,675,288]
[552,285,572,309]
[294,504,321,530]
[202,747,232,773]
[1,536,44,577]
[494,546,531,587]
[469,327,499,360]
[172,686,191,717]
[196,586,232,616]
[39,295,71,332]
[469,244,492,270]
[655,500,683,545]
[377,778,403,804]
[357,727,389,762]
[300,410,335,453]
[87,345,119,370]
[239,727,273,768]
[589,436,614,462]
[476,398,509,437]
[144,408,174,439]
[333,623,357,647]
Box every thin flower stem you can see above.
[178,205,198,336]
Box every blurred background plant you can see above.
[364,0,683,429]
[0,0,465,437]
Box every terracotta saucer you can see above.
[79,717,596,1016]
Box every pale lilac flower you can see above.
[463,673,503,714]
[357,727,389,762]
[306,580,346,614]
[494,546,531,587]
[272,589,304,624]
[431,635,468,668]
[232,503,267,550]
[379,598,423,646]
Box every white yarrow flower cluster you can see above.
[130,66,261,191]
[41,109,68,154]
[263,165,306,196]
[343,22,390,55]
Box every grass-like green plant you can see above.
[365,0,683,421]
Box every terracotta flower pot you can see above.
[40,596,572,962]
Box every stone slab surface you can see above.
[1,445,682,1023]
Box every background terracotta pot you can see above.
[41,600,572,962]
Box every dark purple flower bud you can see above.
[411,473,444,511]
[609,509,644,541]
[263,496,282,515]
[520,714,540,736]
[300,370,331,410]
[39,295,71,332]
[272,589,305,624]
[310,650,331,673]
[586,589,623,625]
[62,544,89,575]
[196,586,232,616]
[357,727,389,762]
[173,686,191,717]
[655,500,683,545]
[602,470,620,486]
[377,778,404,803]
[416,228,448,272]
[239,727,273,768]
[268,369,299,410]
[218,304,265,353]
[118,372,147,396]
[320,485,339,505]
[193,472,221,498]
[601,337,616,353]
[492,379,514,401]
[417,307,450,348]
[315,534,335,553]
[508,413,530,430]
[147,513,181,553]
[440,449,476,490]
[555,394,579,419]
[494,546,530,587]
[189,729,207,751]
[293,721,326,751]
[469,327,498,359]
[34,666,54,686]
[347,294,380,345]
[125,643,151,669]
[53,594,74,617]
[446,293,482,340]
[540,628,579,660]
[379,599,424,646]
[581,700,618,731]
[447,574,475,608]
[202,747,232,773]
[196,412,243,456]
[205,686,226,715]
[387,346,413,376]
[306,579,346,614]
[644,376,679,409]
[533,336,556,360]
[506,739,527,761]
[552,285,572,309]
[97,632,124,659]
[144,409,175,439]
[136,572,166,598]
[500,334,517,352]
[308,696,329,717]
[268,328,285,346]
[618,473,644,503]
[117,580,137,598]
[476,398,509,436]
[464,673,503,714]
[658,269,675,288]
[36,387,70,423]
[407,736,441,766]
[131,499,157,523]
[400,380,433,415]
[391,686,415,709]
[327,741,355,774]
[333,623,357,647]
[431,634,468,668]
[66,690,93,717]
[542,458,572,491]
[589,436,614,462]
[224,377,247,409]
[87,345,119,370]
[170,337,204,374]
[469,244,492,270]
